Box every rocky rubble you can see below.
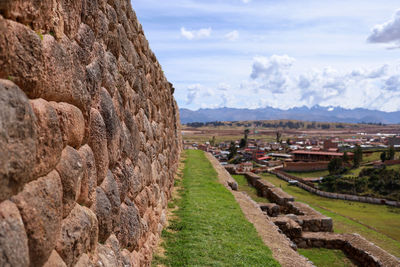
[0,0,182,266]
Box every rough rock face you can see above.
[0,0,182,266]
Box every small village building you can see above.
[388,137,400,147]
[239,162,253,172]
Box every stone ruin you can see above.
[0,0,182,266]
[238,172,400,267]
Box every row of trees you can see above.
[328,146,363,175]
[380,146,396,162]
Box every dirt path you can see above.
[205,153,314,267]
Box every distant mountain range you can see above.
[179,106,400,124]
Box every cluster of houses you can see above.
[183,135,400,173]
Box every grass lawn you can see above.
[298,248,356,267]
[153,150,280,267]
[232,174,270,203]
[286,170,330,178]
[387,164,400,171]
[343,166,365,177]
[260,173,400,257]
[362,152,382,163]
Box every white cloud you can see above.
[224,30,239,41]
[180,27,212,40]
[368,9,400,47]
[250,55,295,93]
[242,0,251,3]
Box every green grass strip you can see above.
[153,150,280,267]
[298,248,355,267]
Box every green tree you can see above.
[353,145,363,168]
[328,158,343,175]
[239,129,250,148]
[228,141,237,160]
[343,151,349,163]
[388,145,395,160]
[381,151,386,162]
[276,131,282,143]
[209,136,216,147]
[239,138,246,148]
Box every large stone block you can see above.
[93,186,112,243]
[56,146,84,218]
[30,98,64,178]
[41,35,91,115]
[88,108,109,185]
[75,253,94,267]
[11,170,63,267]
[100,170,121,231]
[56,204,98,266]
[0,80,37,201]
[0,200,30,267]
[43,250,67,267]
[0,19,44,96]
[51,101,85,148]
[116,199,142,251]
[98,88,121,166]
[78,145,97,207]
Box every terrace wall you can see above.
[273,171,400,207]
[282,161,329,172]
[0,1,182,266]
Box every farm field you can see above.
[152,150,280,266]
[260,173,400,257]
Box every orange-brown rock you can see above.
[0,80,37,201]
[0,200,30,267]
[100,170,121,231]
[93,186,113,243]
[88,108,109,185]
[78,145,97,207]
[51,101,85,148]
[30,98,64,178]
[56,204,98,266]
[56,146,84,218]
[11,170,63,266]
[43,250,67,267]
[116,199,142,251]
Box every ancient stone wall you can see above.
[0,0,182,266]
[282,161,329,172]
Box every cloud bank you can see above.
[185,55,400,112]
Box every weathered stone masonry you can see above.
[0,0,182,266]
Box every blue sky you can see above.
[132,0,400,111]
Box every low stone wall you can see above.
[244,172,294,206]
[273,170,400,207]
[235,171,399,266]
[296,232,400,267]
[282,161,329,172]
